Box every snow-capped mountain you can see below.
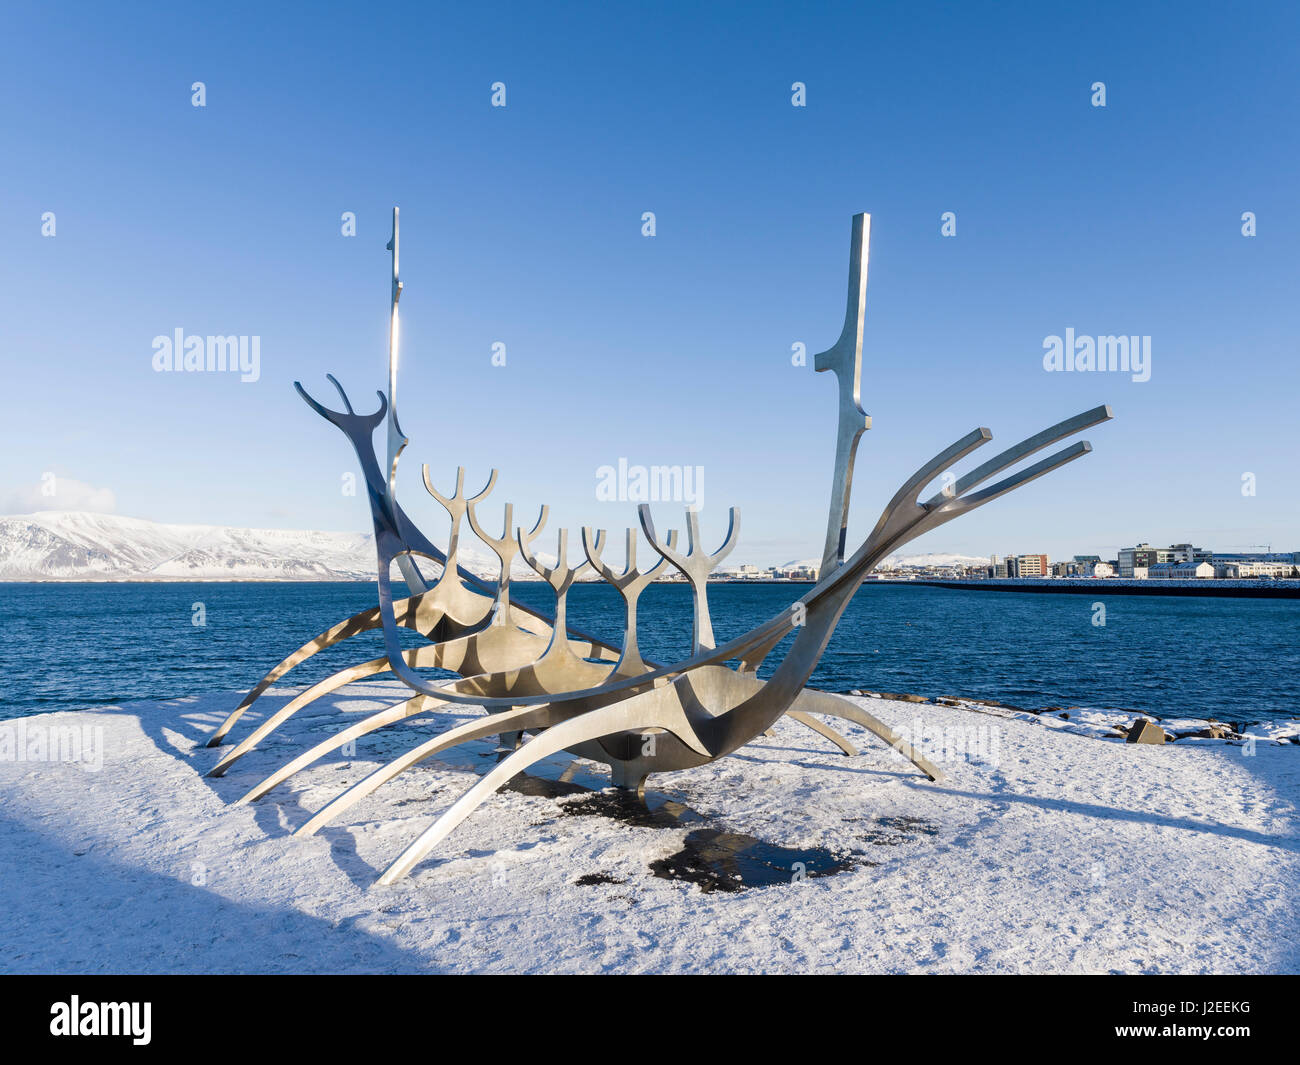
[776,553,990,572]
[0,511,550,582]
[0,511,379,581]
[880,552,990,569]
[0,512,992,581]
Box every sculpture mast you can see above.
[814,212,872,578]
[385,206,429,594]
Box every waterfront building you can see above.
[774,564,819,580]
[1118,542,1172,577]
[1118,542,1208,577]
[1148,561,1214,579]
[1009,553,1049,578]
[1169,543,1212,563]
[1214,559,1299,578]
[1118,543,1156,577]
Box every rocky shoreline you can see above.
[844,689,1300,747]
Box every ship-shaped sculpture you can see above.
[206,209,1112,885]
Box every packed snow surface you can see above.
[2,681,1296,973]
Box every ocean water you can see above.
[0,581,1296,721]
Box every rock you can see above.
[965,697,1029,713]
[1184,724,1235,740]
[1126,719,1167,745]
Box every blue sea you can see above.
[1,581,1296,721]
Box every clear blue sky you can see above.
[2,1,1297,565]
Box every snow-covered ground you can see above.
[2,681,1297,974]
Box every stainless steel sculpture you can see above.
[208,208,1112,885]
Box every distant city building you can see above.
[715,564,766,579]
[1149,560,1214,579]
[1051,556,1110,578]
[697,546,1297,583]
[1214,559,1299,579]
[774,564,818,580]
[1118,542,1208,577]
[1211,553,1300,578]
[1119,543,1161,577]
[1008,553,1049,578]
[1168,543,1212,563]
[971,543,1300,582]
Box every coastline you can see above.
[843,688,1300,745]
[6,574,1295,595]
[902,578,1300,599]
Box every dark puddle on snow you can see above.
[645,816,941,893]
[503,772,590,799]
[500,763,861,892]
[649,829,858,893]
[469,744,938,893]
[558,789,707,829]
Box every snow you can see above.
[906,694,1300,746]
[880,552,991,569]
[784,553,991,570]
[0,511,375,581]
[0,511,513,582]
[0,513,997,584]
[2,681,1297,973]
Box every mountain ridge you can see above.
[0,512,988,581]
